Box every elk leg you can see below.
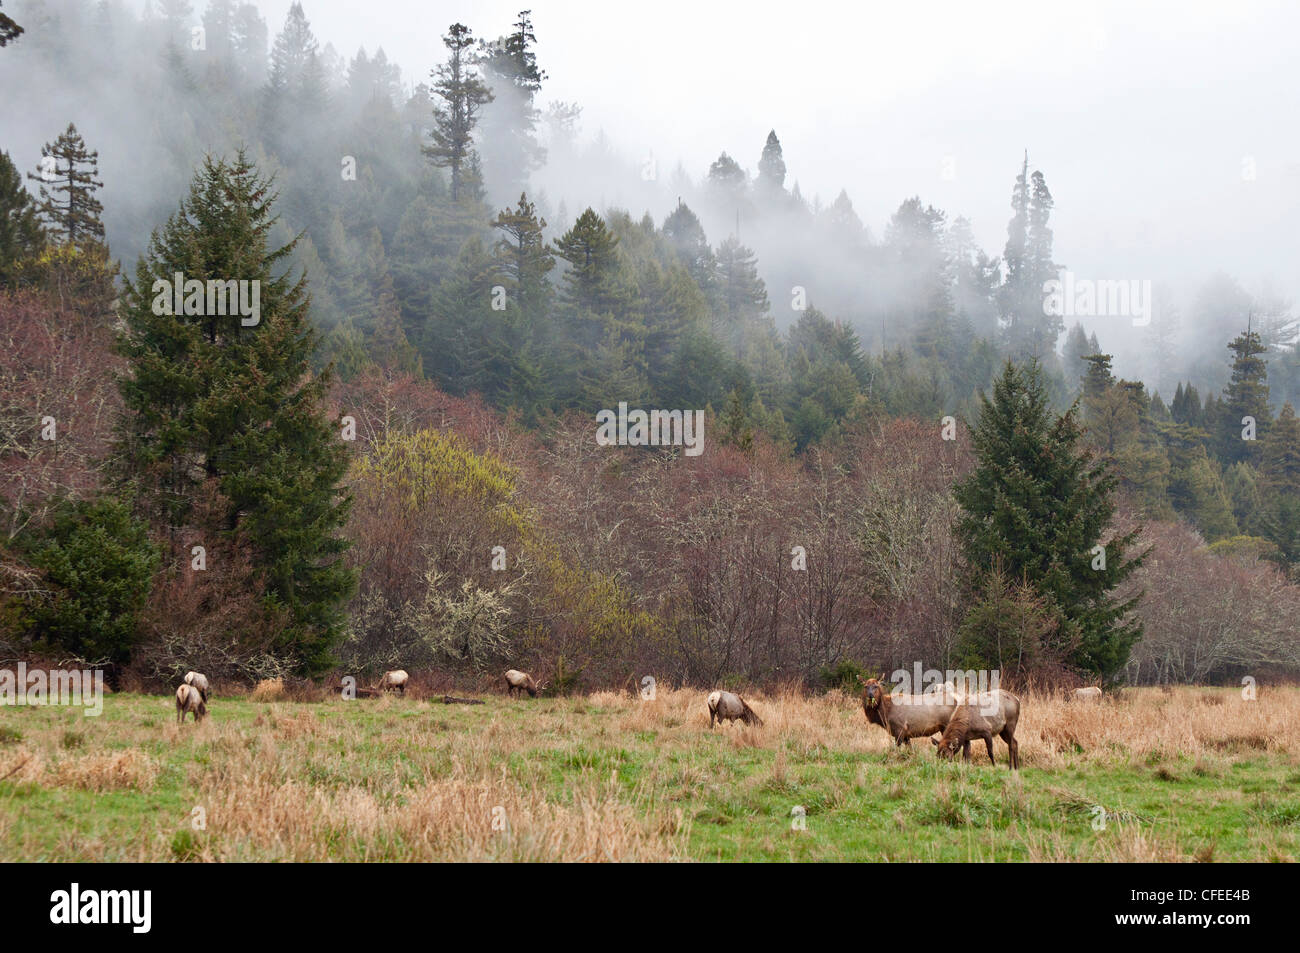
[983,733,995,765]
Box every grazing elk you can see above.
[504,669,544,698]
[380,670,409,695]
[860,677,957,747]
[1074,686,1102,702]
[175,683,207,724]
[183,671,210,702]
[707,691,763,728]
[932,689,1022,769]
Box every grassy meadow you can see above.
[1,684,1297,862]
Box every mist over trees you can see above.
[0,1,1297,687]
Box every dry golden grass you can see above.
[0,744,157,792]
[250,677,287,702]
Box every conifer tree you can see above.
[555,207,620,314]
[756,130,786,197]
[116,153,355,674]
[28,123,105,245]
[1218,327,1271,466]
[954,360,1145,677]
[1258,402,1300,568]
[425,23,493,203]
[0,0,23,47]
[477,10,546,200]
[0,150,44,286]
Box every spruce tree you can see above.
[425,23,493,203]
[0,150,44,287]
[28,123,105,245]
[555,207,620,314]
[116,153,355,674]
[477,10,546,200]
[0,1,23,47]
[1218,327,1271,466]
[756,130,786,197]
[491,191,554,316]
[1259,402,1300,568]
[954,360,1146,677]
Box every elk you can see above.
[183,671,210,702]
[379,670,409,695]
[504,669,544,698]
[707,690,763,728]
[1074,686,1102,701]
[860,677,957,746]
[175,683,207,724]
[932,689,1022,769]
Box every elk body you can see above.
[932,689,1022,769]
[504,669,543,698]
[1074,686,1102,701]
[707,690,763,728]
[175,684,207,724]
[183,671,210,702]
[860,678,957,746]
[380,670,409,694]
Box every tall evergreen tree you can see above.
[0,0,23,46]
[477,10,546,201]
[954,360,1145,677]
[1258,402,1300,569]
[424,23,493,203]
[0,150,44,286]
[116,153,355,674]
[999,154,1061,359]
[27,123,105,245]
[756,130,786,197]
[1218,326,1272,466]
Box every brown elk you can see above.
[860,677,957,746]
[379,670,409,694]
[707,691,763,728]
[932,689,1021,769]
[183,671,210,702]
[175,683,207,724]
[504,669,544,698]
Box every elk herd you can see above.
[168,662,1104,772]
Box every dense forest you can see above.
[1,0,1298,690]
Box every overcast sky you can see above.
[241,1,1300,306]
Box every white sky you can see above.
[250,0,1300,305]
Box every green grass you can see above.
[0,690,1295,861]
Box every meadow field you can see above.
[1,684,1297,862]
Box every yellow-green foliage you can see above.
[354,429,533,539]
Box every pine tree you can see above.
[1258,402,1300,568]
[0,150,44,286]
[27,123,105,245]
[1218,327,1272,466]
[477,10,546,201]
[662,199,714,292]
[1,0,24,46]
[491,191,554,316]
[1061,323,1091,395]
[953,360,1145,677]
[116,153,355,674]
[713,236,769,358]
[756,130,786,198]
[999,155,1060,359]
[555,207,620,314]
[706,152,746,210]
[424,23,493,202]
